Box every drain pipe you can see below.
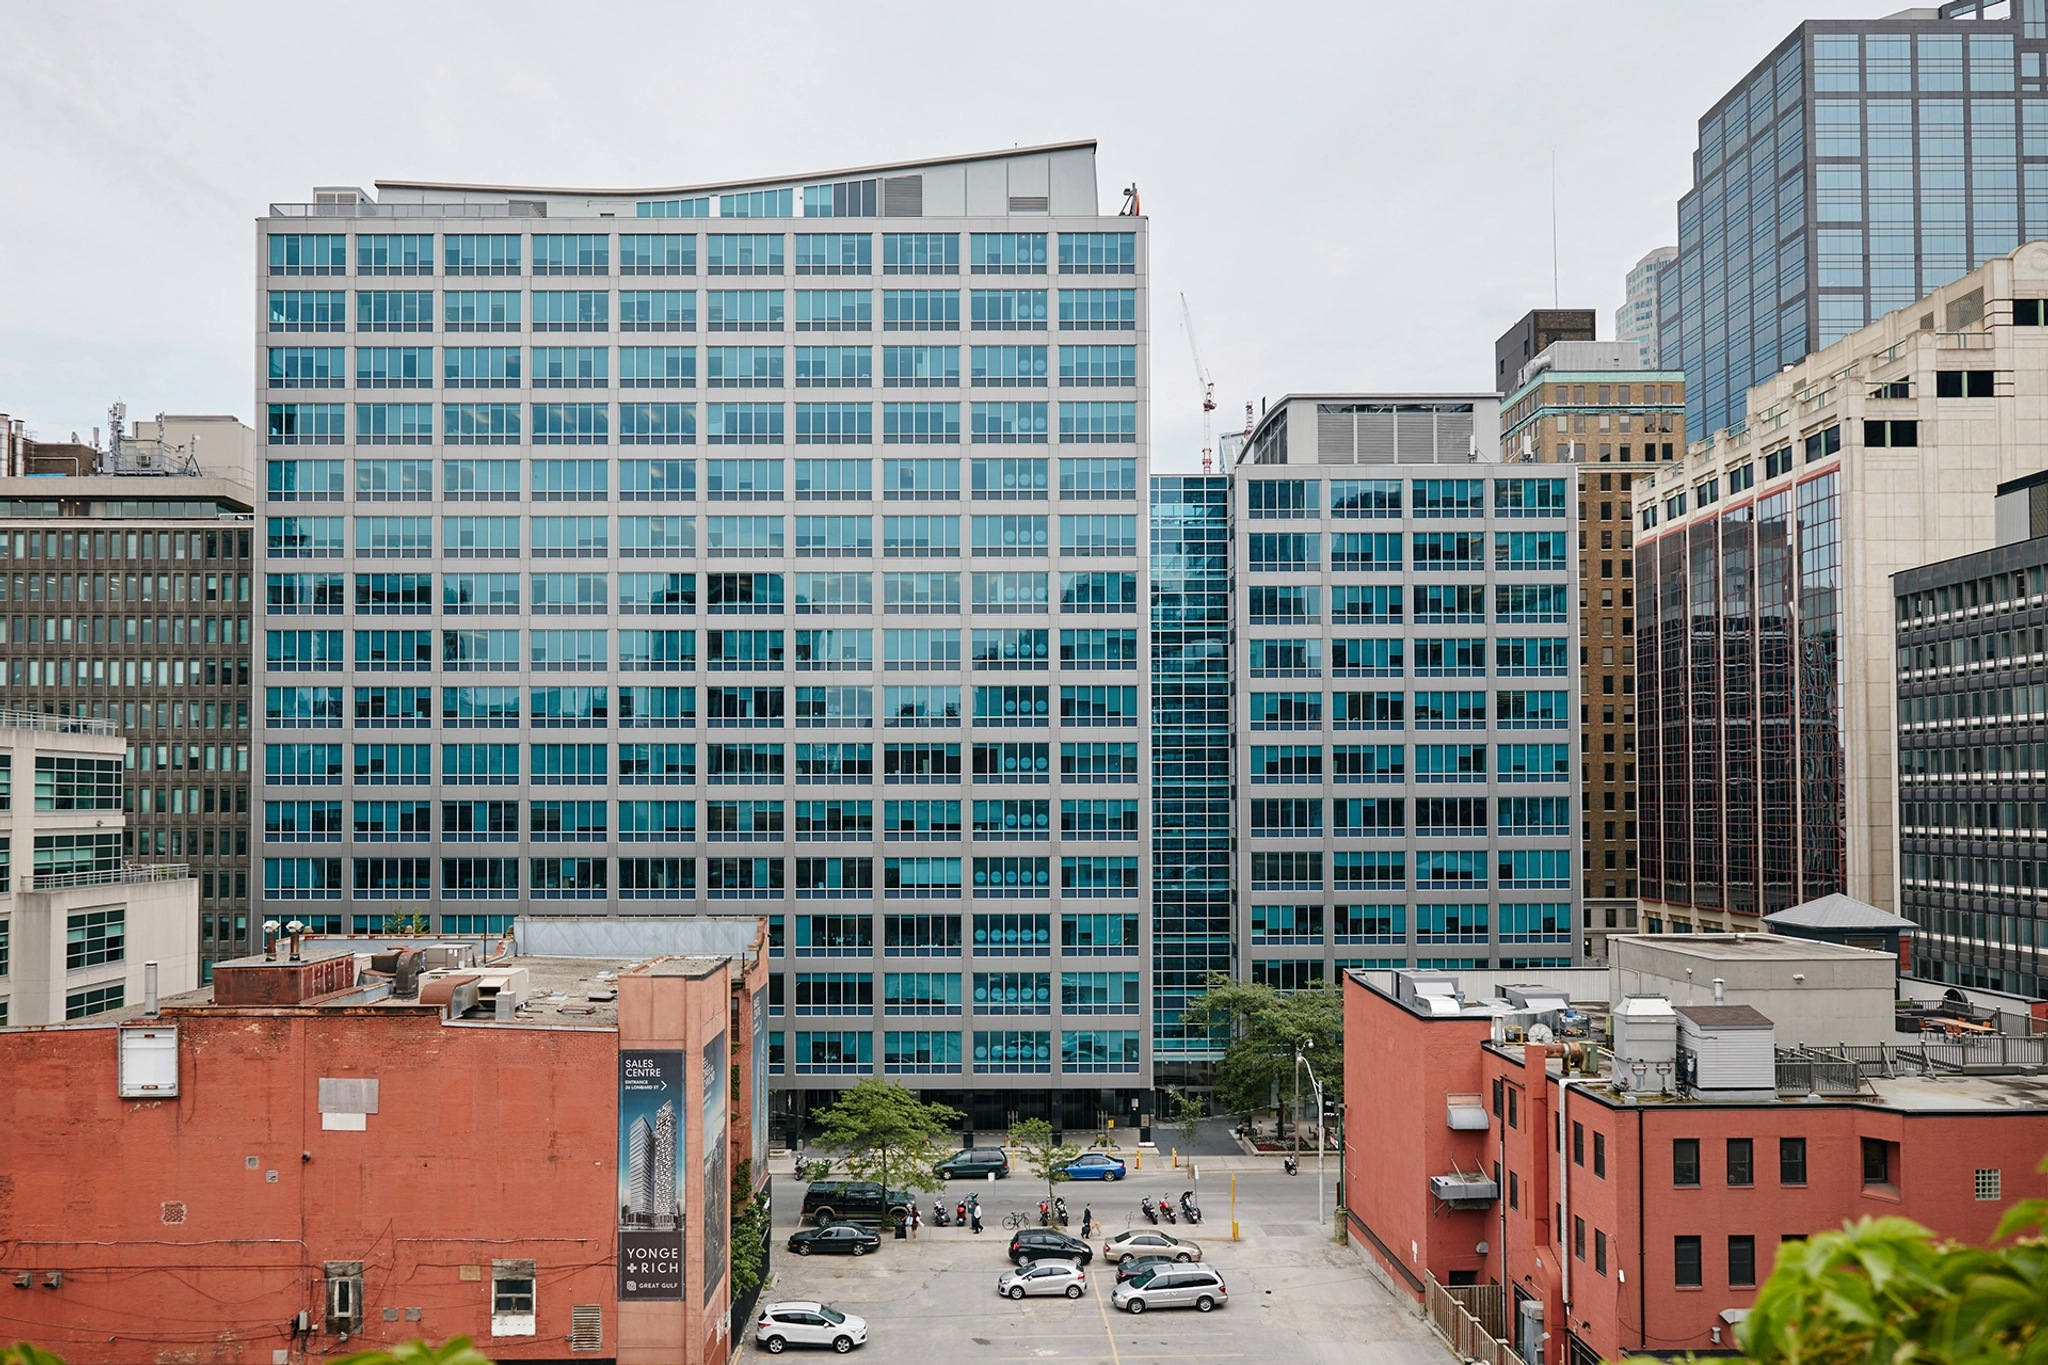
[1558,1065,1576,1316]
[144,961,160,1018]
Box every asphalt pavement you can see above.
[740,1168,1450,1365]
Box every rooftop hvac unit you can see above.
[1611,995,1679,1093]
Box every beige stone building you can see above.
[1499,343,1685,962]
[1635,242,2048,934]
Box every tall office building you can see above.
[1498,341,1686,961]
[1637,243,2048,934]
[1148,476,1230,1073]
[1233,396,1582,978]
[1616,247,1677,369]
[1894,485,2048,999]
[0,412,257,979]
[1674,0,2048,440]
[252,143,1157,1124]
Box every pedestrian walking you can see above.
[1081,1204,1093,1238]
[970,1199,984,1234]
[909,1205,920,1239]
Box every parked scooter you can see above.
[1053,1195,1070,1227]
[1283,1154,1299,1177]
[957,1199,969,1224]
[1158,1194,1177,1224]
[1039,1199,1053,1227]
[1140,1194,1160,1224]
[932,1199,952,1228]
[1179,1191,1203,1225]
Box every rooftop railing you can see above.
[0,708,120,737]
[269,201,548,219]
[27,863,190,892]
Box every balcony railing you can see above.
[0,708,120,737]
[27,863,190,891]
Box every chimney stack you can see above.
[1712,977,1726,1005]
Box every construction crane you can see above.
[1180,293,1217,473]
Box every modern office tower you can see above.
[1233,395,1582,978]
[1498,342,1687,961]
[0,414,257,979]
[253,142,1156,1123]
[1673,0,2048,441]
[1616,247,1677,369]
[1148,476,1230,1076]
[1493,309,1595,395]
[0,708,201,1026]
[1637,243,2048,936]
[1894,472,2048,997]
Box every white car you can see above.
[1101,1229,1202,1263]
[754,1301,868,1354]
[996,1258,1088,1300]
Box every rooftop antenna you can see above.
[1550,148,1560,310]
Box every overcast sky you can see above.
[1,1,1879,473]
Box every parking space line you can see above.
[1091,1275,1123,1365]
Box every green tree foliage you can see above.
[333,1340,497,1365]
[1739,1167,2048,1365]
[809,1077,961,1196]
[0,1347,69,1365]
[729,1156,772,1297]
[1181,974,1342,1131]
[1008,1118,1084,1202]
[1168,1088,1205,1154]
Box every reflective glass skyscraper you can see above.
[1149,476,1231,1070]
[1675,0,2048,439]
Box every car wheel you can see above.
[814,1208,834,1225]
[1066,1285,1083,1299]
[1176,1252,1192,1262]
[1008,1285,1025,1300]
[1197,1295,1215,1312]
[797,1243,812,1256]
[851,1243,867,1256]
[1109,1170,1121,1181]
[833,1336,853,1354]
[1126,1298,1146,1314]
[764,1337,787,1355]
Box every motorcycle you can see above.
[1283,1154,1299,1177]
[1053,1196,1070,1227]
[1039,1199,1053,1227]
[1179,1191,1202,1225]
[1158,1194,1177,1224]
[957,1199,969,1224]
[932,1199,952,1228]
[1140,1194,1159,1224]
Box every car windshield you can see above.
[1126,1266,1160,1287]
[818,1306,845,1325]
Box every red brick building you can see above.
[1343,950,2048,1365]
[0,941,768,1365]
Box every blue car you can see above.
[1063,1153,1127,1181]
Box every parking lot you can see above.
[741,1170,1452,1365]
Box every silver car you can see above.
[1111,1264,1227,1314]
[754,1301,869,1354]
[996,1258,1089,1300]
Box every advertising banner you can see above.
[700,1032,729,1303]
[618,1050,684,1301]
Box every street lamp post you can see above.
[1294,1039,1327,1225]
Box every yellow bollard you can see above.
[1230,1171,1239,1242]
[1172,1147,1179,1169]
[1135,1147,1142,1170]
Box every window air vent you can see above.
[1007,196,1050,213]
[883,176,924,218]
[569,1305,603,1351]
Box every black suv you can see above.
[937,1147,1011,1180]
[801,1180,916,1227]
[1009,1228,1093,1265]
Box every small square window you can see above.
[1975,1168,2002,1201]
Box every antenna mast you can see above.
[1180,293,1217,474]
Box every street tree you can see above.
[1182,974,1343,1137]
[809,1077,961,1196]
[1008,1117,1085,1206]
[1168,1088,1205,1154]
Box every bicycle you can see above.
[1002,1210,1029,1231]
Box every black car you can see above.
[1115,1255,1174,1284]
[1009,1228,1094,1265]
[789,1223,883,1257]
[801,1180,917,1227]
[937,1147,1011,1180]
